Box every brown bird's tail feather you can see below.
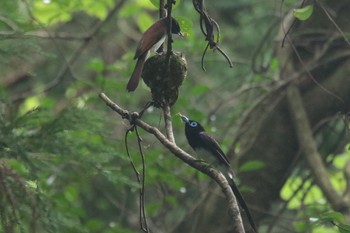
[127,52,147,92]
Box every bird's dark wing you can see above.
[199,131,257,232]
[134,19,167,59]
[198,132,231,167]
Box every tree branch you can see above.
[99,92,245,233]
[286,84,349,211]
[163,105,176,143]
[166,0,174,54]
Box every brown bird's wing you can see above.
[134,19,167,59]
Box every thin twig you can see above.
[281,10,345,109]
[318,1,350,48]
[280,0,306,48]
[134,127,150,232]
[193,0,233,70]
[124,128,144,230]
[162,105,175,143]
[0,31,94,40]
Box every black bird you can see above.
[180,114,257,232]
[126,17,182,92]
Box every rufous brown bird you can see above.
[126,17,182,92]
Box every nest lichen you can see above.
[142,52,187,107]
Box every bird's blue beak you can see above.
[179,114,190,123]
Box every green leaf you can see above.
[190,85,209,95]
[19,96,41,115]
[239,160,265,172]
[149,0,181,8]
[6,159,29,175]
[137,13,154,32]
[176,16,193,37]
[293,5,313,21]
[339,223,350,233]
[85,219,104,231]
[64,185,79,202]
[319,211,345,224]
[136,0,157,9]
[86,0,114,19]
[33,1,72,25]
[293,221,308,232]
[149,0,159,8]
[87,58,105,72]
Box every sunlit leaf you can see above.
[33,1,72,25]
[149,0,159,8]
[239,160,265,172]
[176,16,193,37]
[319,211,345,224]
[82,0,114,19]
[293,5,313,21]
[149,0,181,8]
[136,0,157,9]
[294,221,308,232]
[19,96,41,115]
[6,159,28,175]
[137,12,154,32]
[87,58,105,72]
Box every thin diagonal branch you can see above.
[318,1,350,48]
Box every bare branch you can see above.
[286,84,349,211]
[99,92,246,233]
[163,105,176,143]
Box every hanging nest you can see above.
[141,52,187,107]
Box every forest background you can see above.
[1,0,350,233]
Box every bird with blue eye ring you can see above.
[179,114,257,233]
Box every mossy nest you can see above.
[141,52,187,107]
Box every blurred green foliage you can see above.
[1,0,350,233]
[280,145,350,232]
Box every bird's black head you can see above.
[180,114,205,149]
[171,18,182,36]
[180,115,205,132]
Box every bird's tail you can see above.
[225,172,258,233]
[127,53,147,92]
